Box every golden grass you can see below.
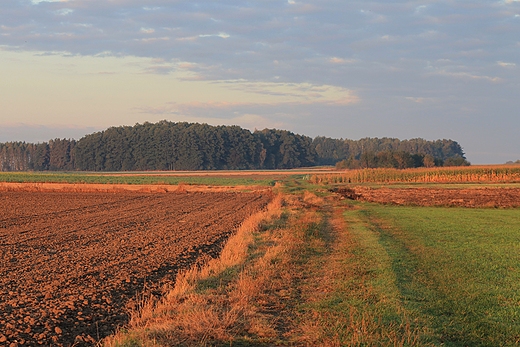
[103,195,284,347]
[0,182,271,193]
[311,166,520,185]
[302,190,325,206]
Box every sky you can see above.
[1,0,519,164]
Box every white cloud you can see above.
[55,9,74,16]
[414,5,427,15]
[140,28,155,34]
[199,33,230,39]
[329,57,356,64]
[497,61,516,67]
[213,81,359,104]
[360,8,387,23]
[405,96,435,103]
[430,70,503,83]
[31,0,69,3]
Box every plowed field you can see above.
[347,186,520,208]
[0,191,271,346]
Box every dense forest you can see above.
[0,121,469,172]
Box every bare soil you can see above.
[0,190,271,346]
[335,186,520,208]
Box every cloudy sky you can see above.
[1,0,519,163]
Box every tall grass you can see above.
[310,166,520,185]
[103,195,284,347]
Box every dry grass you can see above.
[302,190,325,207]
[0,182,272,193]
[103,195,285,347]
[311,166,520,185]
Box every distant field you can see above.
[5,166,520,187]
[351,203,520,346]
[342,186,520,208]
[312,165,520,185]
[0,172,277,187]
[0,169,334,187]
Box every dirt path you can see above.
[0,191,271,346]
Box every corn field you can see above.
[310,166,520,185]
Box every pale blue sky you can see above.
[1,0,519,163]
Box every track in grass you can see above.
[357,204,520,346]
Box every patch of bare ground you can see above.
[334,186,520,208]
[0,190,271,347]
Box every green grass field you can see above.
[0,172,277,186]
[348,203,520,346]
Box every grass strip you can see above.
[0,172,276,186]
[294,201,429,346]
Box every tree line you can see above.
[313,136,470,169]
[0,139,76,172]
[0,121,469,172]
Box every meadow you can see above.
[345,204,520,346]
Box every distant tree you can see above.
[33,143,50,171]
[423,154,436,168]
[443,156,470,167]
[255,129,316,169]
[49,139,75,170]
